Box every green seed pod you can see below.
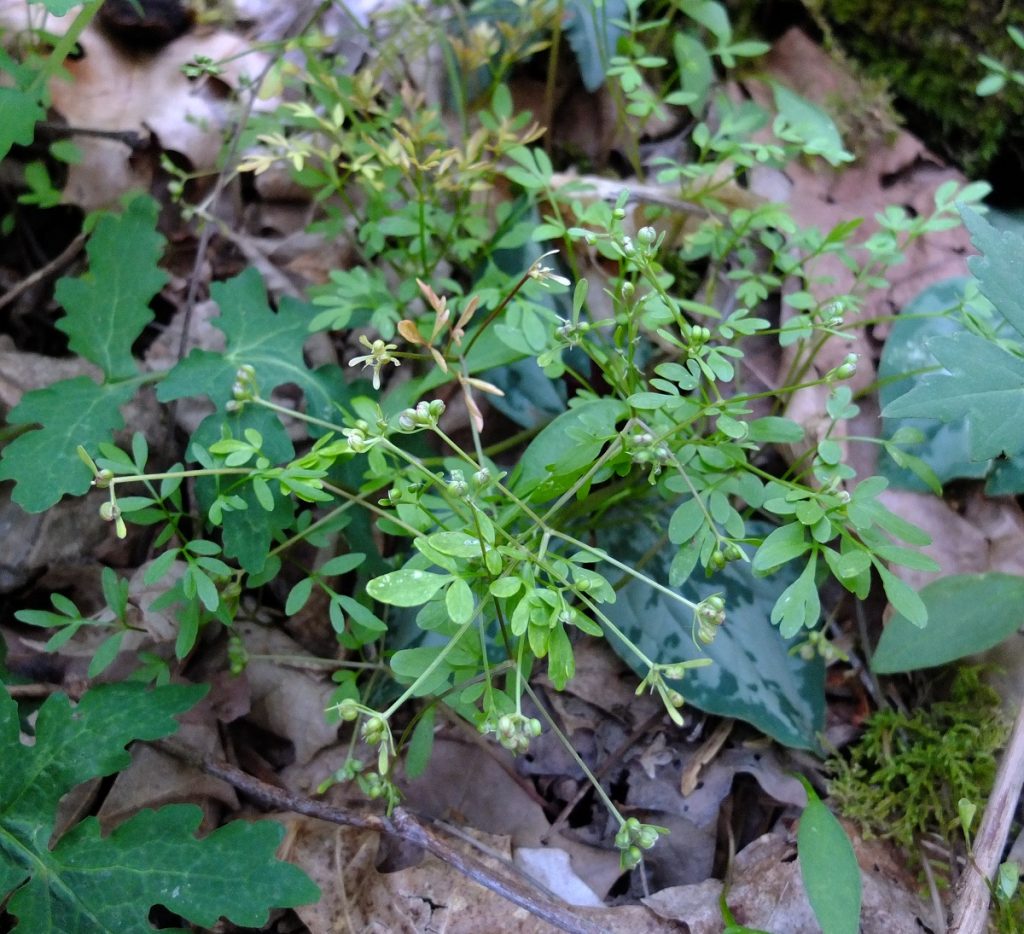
[637,826,660,850]
[336,698,360,722]
[723,542,744,562]
[622,845,643,870]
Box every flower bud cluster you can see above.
[555,319,591,346]
[795,627,849,664]
[617,225,661,263]
[396,399,446,432]
[708,541,744,572]
[693,594,726,645]
[226,364,258,413]
[446,470,468,498]
[686,325,712,359]
[825,352,858,382]
[615,818,666,870]
[334,698,361,721]
[378,479,425,507]
[342,420,377,453]
[818,300,847,329]
[628,428,670,468]
[98,498,127,538]
[481,712,542,755]
[227,633,248,675]
[361,714,388,746]
[360,771,394,801]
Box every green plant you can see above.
[872,573,1024,674]
[814,0,1024,174]
[0,681,319,930]
[0,0,994,910]
[976,26,1024,97]
[797,775,862,934]
[0,0,105,160]
[829,667,1008,853]
[883,211,1024,464]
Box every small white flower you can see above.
[348,335,400,389]
[528,250,571,288]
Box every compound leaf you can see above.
[55,195,168,381]
[0,682,319,932]
[0,377,136,512]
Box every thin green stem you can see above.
[381,612,478,719]
[523,681,625,827]
[252,396,345,434]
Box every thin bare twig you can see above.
[4,683,64,699]
[156,742,610,934]
[0,231,87,313]
[948,697,1024,934]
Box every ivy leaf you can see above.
[882,212,1024,461]
[0,377,136,512]
[0,196,167,512]
[0,682,319,931]
[0,86,45,160]
[157,269,348,427]
[54,195,168,380]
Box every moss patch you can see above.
[818,0,1024,177]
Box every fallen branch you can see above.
[157,742,609,934]
[948,696,1024,933]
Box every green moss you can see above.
[828,667,1008,852]
[817,0,1024,175]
